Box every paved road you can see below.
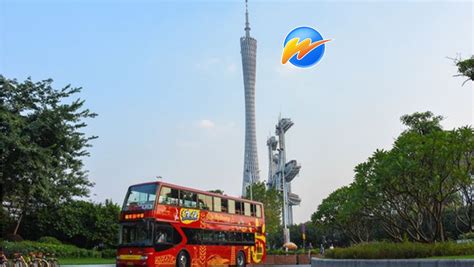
[253,265,310,267]
[63,265,310,267]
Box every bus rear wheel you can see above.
[176,250,190,267]
[236,251,246,267]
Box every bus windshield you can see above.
[119,220,181,249]
[123,183,157,211]
[119,221,153,247]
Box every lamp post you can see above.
[247,169,253,200]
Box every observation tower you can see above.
[240,0,260,196]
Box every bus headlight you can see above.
[140,255,148,261]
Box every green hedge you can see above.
[459,232,474,240]
[37,236,62,245]
[325,242,474,259]
[267,249,319,255]
[101,249,117,258]
[0,241,114,258]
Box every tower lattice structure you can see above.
[240,0,260,196]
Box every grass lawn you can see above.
[59,258,115,265]
[428,255,474,259]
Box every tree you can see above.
[355,112,473,242]
[451,127,474,233]
[311,185,377,244]
[311,111,474,243]
[0,76,97,236]
[454,56,474,85]
[246,182,282,248]
[400,111,442,135]
[207,189,224,194]
[21,199,120,248]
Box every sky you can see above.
[0,0,472,223]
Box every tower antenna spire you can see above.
[245,0,250,37]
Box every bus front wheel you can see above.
[176,250,190,267]
[236,251,246,267]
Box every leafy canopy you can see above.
[0,75,97,235]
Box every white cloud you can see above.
[197,119,215,129]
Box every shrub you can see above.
[459,232,474,240]
[325,241,474,259]
[267,248,317,255]
[267,249,287,255]
[37,236,62,245]
[4,234,23,242]
[101,249,117,258]
[0,240,110,258]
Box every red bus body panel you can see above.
[117,182,266,267]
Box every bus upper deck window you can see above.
[221,199,228,213]
[244,202,251,216]
[235,201,243,215]
[123,183,158,211]
[250,204,256,217]
[228,199,235,214]
[198,194,213,210]
[213,197,222,212]
[180,190,197,208]
[256,204,262,217]
[159,186,179,206]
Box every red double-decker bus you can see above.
[116,181,266,267]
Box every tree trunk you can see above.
[0,182,3,212]
[0,183,4,235]
[13,213,23,235]
[439,207,445,242]
[435,202,445,242]
[469,199,473,232]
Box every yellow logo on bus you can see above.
[180,208,200,224]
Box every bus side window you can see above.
[182,228,201,244]
[203,230,214,244]
[198,194,213,210]
[251,204,256,217]
[180,190,197,208]
[213,197,222,212]
[217,231,226,243]
[243,232,255,244]
[244,202,251,216]
[221,199,228,213]
[235,201,243,215]
[256,204,262,217]
[159,186,179,205]
[233,232,243,243]
[228,199,235,214]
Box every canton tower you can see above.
[240,0,260,196]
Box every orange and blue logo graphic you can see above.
[282,26,331,68]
